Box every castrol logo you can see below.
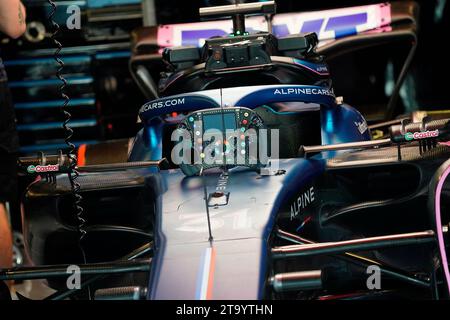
[27,164,60,174]
[405,129,439,141]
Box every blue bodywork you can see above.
[129,83,371,299]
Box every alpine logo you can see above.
[316,66,329,73]
[354,121,368,134]
[404,129,439,141]
[290,186,315,220]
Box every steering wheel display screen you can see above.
[203,113,237,132]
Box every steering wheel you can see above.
[173,106,267,176]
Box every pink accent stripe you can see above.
[364,26,392,34]
[435,163,450,295]
[379,3,392,26]
[206,247,216,300]
[157,25,174,48]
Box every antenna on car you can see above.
[199,1,276,36]
[200,166,214,243]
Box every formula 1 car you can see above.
[2,1,450,300]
